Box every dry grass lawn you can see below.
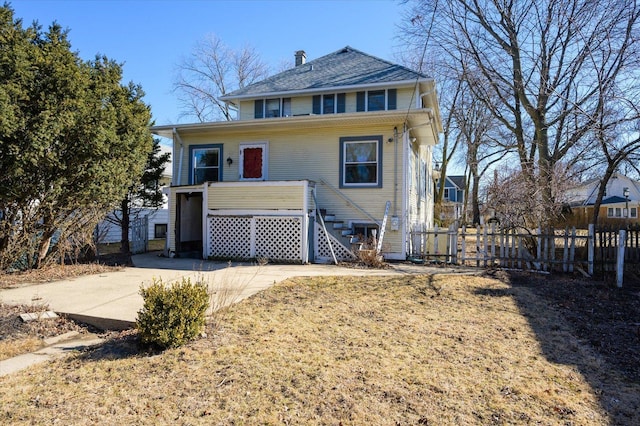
[1,273,638,425]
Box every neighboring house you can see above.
[152,47,443,262]
[96,144,172,245]
[565,172,640,225]
[435,175,466,223]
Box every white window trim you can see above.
[239,142,268,181]
[341,139,381,188]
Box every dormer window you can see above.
[254,98,291,118]
[356,89,397,112]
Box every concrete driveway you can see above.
[0,252,470,330]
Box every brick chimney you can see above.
[295,50,306,66]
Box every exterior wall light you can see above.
[227,157,233,166]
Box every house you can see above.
[95,144,172,247]
[565,172,640,225]
[435,175,466,224]
[151,47,442,262]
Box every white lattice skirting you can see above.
[207,215,304,262]
[314,222,357,263]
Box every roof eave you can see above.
[220,78,435,102]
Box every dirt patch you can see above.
[501,270,640,383]
[0,262,121,289]
[0,302,92,360]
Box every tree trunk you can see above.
[592,167,617,226]
[120,197,131,255]
[35,218,56,269]
[471,173,481,226]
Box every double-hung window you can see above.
[340,136,382,188]
[190,144,223,184]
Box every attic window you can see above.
[313,93,346,114]
[356,89,397,112]
[254,98,291,118]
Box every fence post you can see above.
[588,224,594,276]
[476,225,481,268]
[550,228,556,273]
[461,225,467,266]
[563,227,569,273]
[490,222,496,264]
[569,227,576,273]
[483,225,488,268]
[617,229,626,288]
[499,228,505,266]
[536,226,542,270]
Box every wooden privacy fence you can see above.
[410,224,640,285]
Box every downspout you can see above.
[393,126,398,216]
[173,128,184,185]
[402,124,410,259]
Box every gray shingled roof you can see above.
[221,46,429,99]
[448,175,466,190]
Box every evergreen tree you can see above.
[104,139,170,256]
[0,5,153,269]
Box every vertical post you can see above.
[499,228,505,266]
[550,228,556,273]
[569,227,576,273]
[518,233,523,270]
[511,229,517,269]
[542,231,548,272]
[490,222,496,266]
[476,225,481,267]
[617,229,626,288]
[450,224,458,264]
[537,226,542,271]
[483,225,488,268]
[588,224,594,276]
[461,225,467,266]
[563,227,569,273]
[433,224,439,259]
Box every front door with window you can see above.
[240,143,268,180]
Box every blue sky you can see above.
[11,0,410,126]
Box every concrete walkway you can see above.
[0,252,469,330]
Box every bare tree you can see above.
[485,162,576,230]
[454,86,509,225]
[400,0,640,226]
[173,34,270,122]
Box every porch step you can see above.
[320,211,355,249]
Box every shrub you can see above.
[136,277,209,349]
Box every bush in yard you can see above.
[136,277,209,349]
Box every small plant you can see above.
[136,277,209,349]
[354,235,387,268]
[208,262,257,330]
